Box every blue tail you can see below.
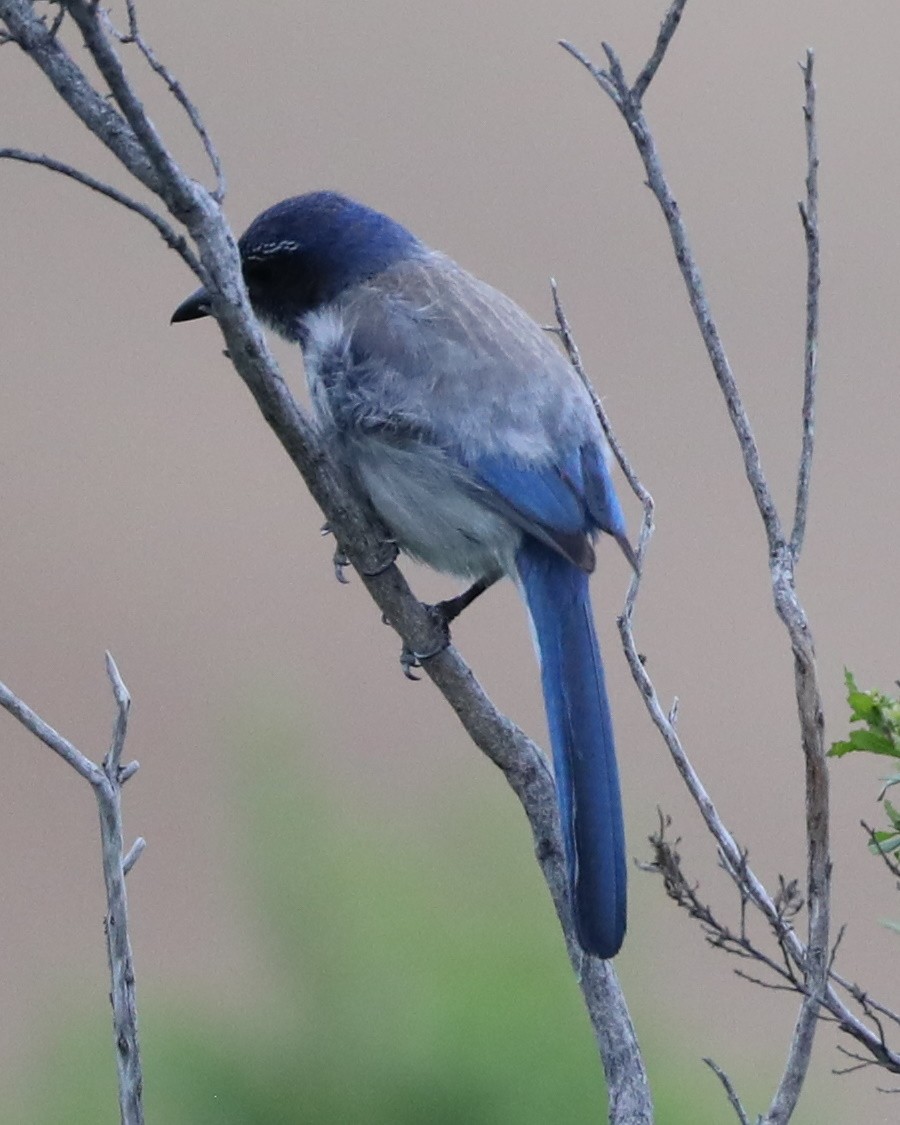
[516,540,626,958]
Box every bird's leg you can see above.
[399,572,501,680]
[432,573,499,627]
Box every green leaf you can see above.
[847,690,880,722]
[828,730,895,757]
[852,730,897,756]
[829,671,900,758]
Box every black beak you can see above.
[171,286,212,324]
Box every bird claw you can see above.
[397,601,452,680]
[321,524,352,584]
[332,546,351,584]
[400,645,422,681]
[321,522,399,582]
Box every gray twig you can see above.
[632,0,688,102]
[123,836,146,875]
[0,147,199,267]
[703,1057,751,1125]
[106,0,225,202]
[0,659,145,1124]
[0,677,102,784]
[791,50,820,559]
[0,0,160,193]
[550,278,653,585]
[64,0,186,210]
[557,39,620,104]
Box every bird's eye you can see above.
[243,257,277,287]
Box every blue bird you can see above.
[173,191,635,958]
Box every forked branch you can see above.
[0,656,145,1125]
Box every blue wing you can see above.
[472,445,631,573]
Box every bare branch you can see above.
[123,836,146,875]
[0,0,160,193]
[632,0,689,103]
[557,40,620,104]
[0,676,103,784]
[104,651,131,773]
[703,1057,751,1125]
[559,11,838,1119]
[0,659,145,1123]
[564,41,783,551]
[0,147,199,267]
[550,279,650,579]
[105,0,225,202]
[550,280,651,512]
[791,49,820,558]
[64,0,189,212]
[645,813,802,989]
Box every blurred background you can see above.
[1,1,898,1121]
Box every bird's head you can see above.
[171,191,424,341]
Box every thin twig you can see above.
[96,656,144,1125]
[0,0,161,194]
[0,677,103,784]
[862,820,900,879]
[557,39,620,104]
[64,0,195,218]
[599,39,784,551]
[550,278,653,583]
[123,836,146,875]
[550,280,651,511]
[0,148,201,270]
[791,49,820,559]
[703,1057,751,1125]
[104,651,132,774]
[632,0,689,102]
[105,0,225,202]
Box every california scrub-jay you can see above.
[172,191,634,958]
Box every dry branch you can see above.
[0,656,145,1124]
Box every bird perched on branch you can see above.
[172,191,634,958]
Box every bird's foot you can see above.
[397,601,455,681]
[395,575,500,680]
[320,523,398,582]
[321,523,351,584]
[332,546,351,584]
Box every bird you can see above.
[172,191,634,958]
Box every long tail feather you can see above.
[516,540,626,958]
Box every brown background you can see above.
[1,1,898,1121]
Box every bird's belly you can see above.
[347,436,520,579]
